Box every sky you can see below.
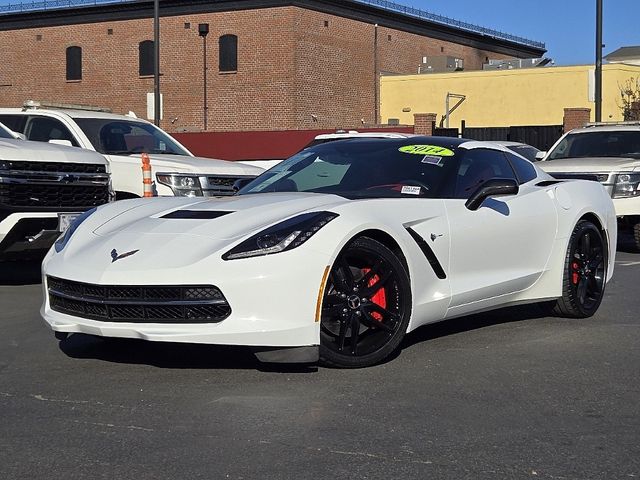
[401,0,639,65]
[0,0,636,65]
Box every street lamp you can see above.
[199,23,210,131]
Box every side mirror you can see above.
[535,150,546,161]
[49,139,73,147]
[12,130,26,140]
[233,177,254,193]
[465,178,519,211]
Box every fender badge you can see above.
[111,249,139,263]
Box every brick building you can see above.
[0,0,545,133]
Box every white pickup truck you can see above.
[538,123,640,249]
[0,121,112,259]
[0,102,263,199]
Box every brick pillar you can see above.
[413,113,437,136]
[563,108,591,133]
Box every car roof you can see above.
[0,107,149,123]
[314,131,416,140]
[571,123,640,133]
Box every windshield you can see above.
[74,118,191,156]
[547,130,640,160]
[0,122,15,139]
[238,139,463,199]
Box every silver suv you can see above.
[538,123,640,249]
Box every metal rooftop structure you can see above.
[0,0,545,50]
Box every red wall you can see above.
[173,127,414,161]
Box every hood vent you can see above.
[161,210,234,219]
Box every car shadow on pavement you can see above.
[0,260,42,285]
[400,303,549,351]
[58,334,317,373]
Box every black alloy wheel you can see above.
[553,220,607,318]
[319,237,411,368]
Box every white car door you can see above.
[444,149,557,316]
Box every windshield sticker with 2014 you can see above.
[398,145,455,157]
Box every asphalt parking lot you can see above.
[1,235,639,480]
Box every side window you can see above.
[0,115,27,134]
[453,149,516,199]
[505,152,537,184]
[219,34,238,72]
[66,46,82,81]
[25,117,79,146]
[139,40,154,76]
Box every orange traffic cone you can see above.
[141,153,154,197]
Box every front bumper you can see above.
[612,195,640,217]
[41,245,331,348]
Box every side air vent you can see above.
[161,210,233,219]
[405,227,447,279]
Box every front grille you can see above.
[2,161,106,174]
[0,183,109,207]
[204,176,248,196]
[48,276,231,323]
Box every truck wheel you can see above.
[634,222,640,252]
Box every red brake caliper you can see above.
[362,268,386,321]
[571,261,580,285]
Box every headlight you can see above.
[223,211,338,260]
[157,173,203,197]
[613,173,640,198]
[54,208,97,253]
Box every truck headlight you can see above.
[613,173,640,198]
[157,173,203,197]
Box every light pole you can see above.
[199,23,210,131]
[153,0,160,126]
[595,0,603,122]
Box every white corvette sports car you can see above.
[41,137,617,368]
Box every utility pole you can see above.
[199,23,210,131]
[153,0,160,126]
[595,0,603,122]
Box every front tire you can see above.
[319,237,411,368]
[552,220,607,318]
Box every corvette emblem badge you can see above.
[110,249,139,263]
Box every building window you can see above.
[139,40,154,76]
[36,34,42,41]
[184,22,191,29]
[107,28,113,35]
[66,46,82,81]
[219,34,238,72]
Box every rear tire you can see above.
[319,237,411,368]
[552,220,607,318]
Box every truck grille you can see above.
[1,161,106,174]
[47,276,231,324]
[0,160,110,209]
[203,176,252,196]
[0,183,109,207]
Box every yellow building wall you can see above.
[380,64,640,128]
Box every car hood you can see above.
[107,153,264,176]
[59,193,348,270]
[0,138,107,164]
[539,157,640,173]
[93,193,348,240]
